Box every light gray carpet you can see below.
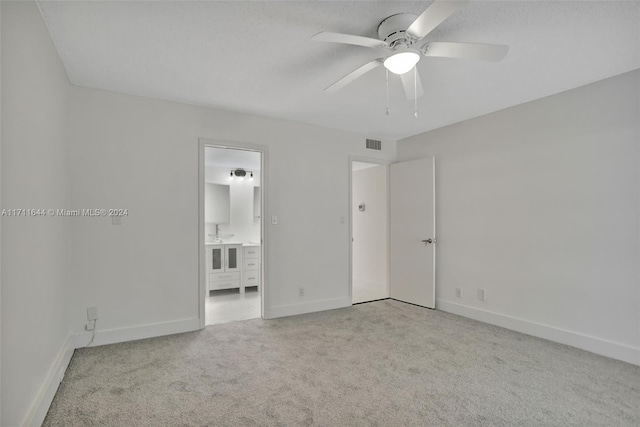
[44,300,640,426]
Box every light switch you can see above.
[271,215,278,225]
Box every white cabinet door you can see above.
[209,245,225,273]
[390,157,436,309]
[225,245,242,272]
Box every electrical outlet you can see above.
[85,320,95,331]
[87,306,98,321]
[455,288,463,298]
[477,289,486,301]
[271,215,278,225]
[298,287,304,297]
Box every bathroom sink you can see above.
[208,233,234,243]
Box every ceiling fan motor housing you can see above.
[377,13,419,49]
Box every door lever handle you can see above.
[422,238,436,244]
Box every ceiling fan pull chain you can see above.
[385,68,390,116]
[414,66,418,118]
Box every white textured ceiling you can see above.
[38,1,640,140]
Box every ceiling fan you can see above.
[312,0,508,100]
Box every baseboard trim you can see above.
[73,317,201,349]
[265,297,352,319]
[22,334,75,427]
[436,299,640,366]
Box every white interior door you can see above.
[390,157,435,308]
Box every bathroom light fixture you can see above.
[383,49,420,75]
[229,169,255,182]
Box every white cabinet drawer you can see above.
[243,258,259,270]
[243,274,260,287]
[243,246,260,259]
[209,272,240,283]
[209,280,240,291]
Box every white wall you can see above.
[0,2,395,421]
[1,2,73,425]
[397,70,640,365]
[66,84,396,338]
[352,165,388,301]
[0,2,3,422]
[205,165,261,244]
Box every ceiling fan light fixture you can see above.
[383,51,420,75]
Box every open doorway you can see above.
[202,145,263,325]
[351,160,389,304]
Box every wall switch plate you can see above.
[298,287,304,297]
[477,289,486,301]
[455,288,463,298]
[87,306,98,321]
[271,215,278,225]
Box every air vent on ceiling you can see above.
[366,139,382,151]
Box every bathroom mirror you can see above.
[205,183,230,223]
[253,186,261,220]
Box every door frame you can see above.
[348,155,391,304]
[198,138,269,328]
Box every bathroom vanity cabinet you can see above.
[242,245,260,291]
[206,244,242,292]
[206,243,261,294]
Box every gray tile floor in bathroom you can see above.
[205,287,261,325]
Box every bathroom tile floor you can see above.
[205,287,261,326]
[205,281,385,325]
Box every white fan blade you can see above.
[423,42,509,61]
[406,0,469,40]
[312,32,385,48]
[324,59,384,93]
[400,68,424,100]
